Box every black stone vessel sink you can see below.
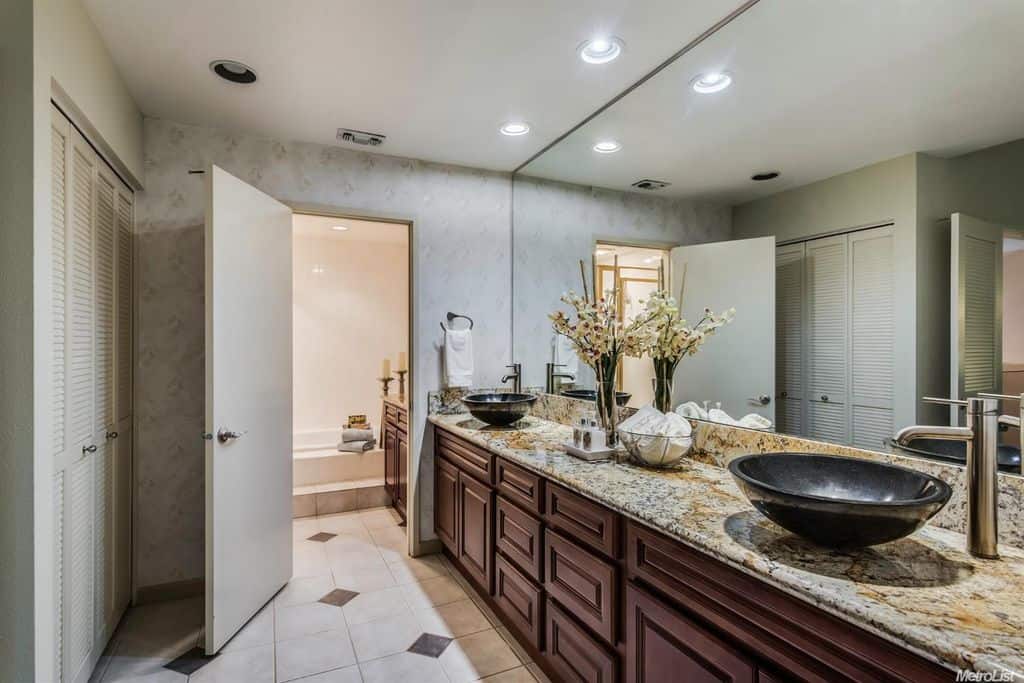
[728,453,952,548]
[560,389,632,407]
[461,393,537,427]
[891,437,1022,473]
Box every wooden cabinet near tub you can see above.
[432,426,954,683]
[383,401,408,522]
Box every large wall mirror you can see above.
[511,0,1024,473]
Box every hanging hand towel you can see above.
[552,333,579,382]
[444,328,474,388]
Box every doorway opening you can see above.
[291,212,411,519]
[594,243,669,408]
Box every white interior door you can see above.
[669,237,775,424]
[205,165,293,653]
[951,212,1005,421]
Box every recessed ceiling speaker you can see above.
[209,60,257,84]
[337,128,386,147]
[751,171,780,181]
[631,179,671,191]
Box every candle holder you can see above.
[378,376,394,397]
[394,369,408,399]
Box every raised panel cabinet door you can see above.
[397,430,409,518]
[493,553,544,650]
[435,456,459,554]
[457,471,494,593]
[546,596,618,683]
[544,529,617,645]
[496,495,544,583]
[626,583,756,683]
[384,425,397,494]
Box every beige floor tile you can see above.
[275,574,335,608]
[275,630,357,682]
[275,601,347,642]
[222,604,274,653]
[496,627,532,664]
[324,545,387,572]
[369,525,407,547]
[189,643,274,683]
[386,554,449,584]
[331,565,398,593]
[293,544,332,579]
[293,517,320,538]
[318,513,370,537]
[438,629,522,683]
[466,589,503,627]
[341,586,410,625]
[101,666,189,683]
[481,666,538,682]
[348,611,422,662]
[526,663,552,683]
[358,507,403,529]
[358,651,448,683]
[287,665,363,682]
[400,574,469,610]
[373,537,409,563]
[414,599,491,638]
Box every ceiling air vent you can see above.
[337,128,386,147]
[631,179,671,191]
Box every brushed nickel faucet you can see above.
[545,362,575,394]
[501,363,522,393]
[980,392,1023,473]
[895,396,1001,559]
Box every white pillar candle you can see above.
[397,351,407,372]
[381,358,391,378]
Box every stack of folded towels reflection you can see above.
[619,405,693,438]
[338,426,377,453]
[676,401,772,430]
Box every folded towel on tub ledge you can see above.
[338,439,377,453]
[341,427,375,443]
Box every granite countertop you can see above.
[429,413,1024,677]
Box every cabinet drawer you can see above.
[545,481,620,558]
[437,430,495,484]
[496,495,543,583]
[397,407,408,432]
[496,458,544,514]
[546,596,618,683]
[625,582,756,683]
[494,553,544,650]
[385,403,398,423]
[544,529,617,645]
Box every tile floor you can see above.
[89,507,551,683]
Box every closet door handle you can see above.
[820,395,829,402]
[82,444,98,454]
[105,431,119,440]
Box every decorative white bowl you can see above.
[617,428,693,468]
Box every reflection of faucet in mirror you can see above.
[980,392,1023,474]
[546,363,575,395]
[501,363,522,393]
[895,396,1001,559]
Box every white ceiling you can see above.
[522,0,1024,204]
[83,0,745,172]
[292,214,408,245]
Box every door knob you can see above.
[748,395,771,406]
[105,431,119,440]
[217,428,245,444]
[820,395,829,402]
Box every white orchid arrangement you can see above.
[549,291,652,368]
[641,290,735,364]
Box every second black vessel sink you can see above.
[560,389,632,407]
[461,392,537,426]
[728,453,952,548]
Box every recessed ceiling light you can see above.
[593,140,622,154]
[578,36,624,64]
[691,71,732,94]
[499,122,530,137]
[331,225,349,232]
[595,249,611,256]
[209,59,257,84]
[751,171,780,181]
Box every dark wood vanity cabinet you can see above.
[383,402,408,521]
[433,427,953,683]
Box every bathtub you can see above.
[293,428,384,487]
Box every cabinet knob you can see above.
[82,444,98,454]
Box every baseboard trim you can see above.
[134,577,204,606]
[414,538,443,557]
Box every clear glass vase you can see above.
[652,358,677,414]
[594,354,619,447]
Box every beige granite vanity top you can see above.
[429,413,1024,677]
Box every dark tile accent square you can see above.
[308,532,337,542]
[408,633,453,658]
[164,647,217,675]
[319,588,359,607]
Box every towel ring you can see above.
[440,311,474,331]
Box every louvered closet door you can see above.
[60,115,99,683]
[849,227,895,450]
[775,243,806,437]
[805,234,849,445]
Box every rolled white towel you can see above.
[708,408,738,426]
[737,413,773,430]
[675,402,708,421]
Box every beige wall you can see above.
[293,227,408,436]
[1005,250,1024,365]
[731,154,920,430]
